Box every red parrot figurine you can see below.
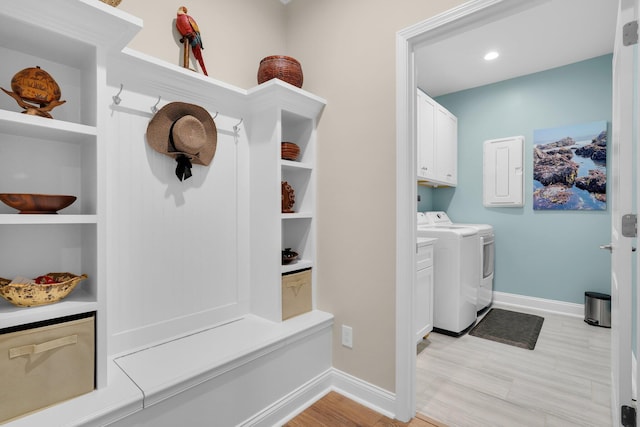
[176,6,208,76]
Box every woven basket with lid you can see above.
[258,56,303,88]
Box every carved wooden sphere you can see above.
[10,66,62,106]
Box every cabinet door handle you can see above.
[9,334,78,359]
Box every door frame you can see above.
[395,0,570,420]
[611,0,639,423]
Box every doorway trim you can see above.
[394,0,545,420]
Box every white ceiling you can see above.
[415,0,619,97]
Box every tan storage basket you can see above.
[282,268,312,320]
[0,313,95,423]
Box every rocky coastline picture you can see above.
[533,120,607,210]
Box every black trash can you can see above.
[584,292,611,328]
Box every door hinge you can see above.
[622,214,637,238]
[623,20,638,46]
[621,405,636,427]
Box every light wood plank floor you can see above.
[416,305,612,427]
[284,391,443,426]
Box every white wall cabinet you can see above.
[416,89,457,186]
[483,136,524,207]
[415,237,435,343]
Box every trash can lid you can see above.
[585,291,611,300]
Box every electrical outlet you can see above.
[342,325,353,349]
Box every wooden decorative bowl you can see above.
[281,142,300,161]
[258,56,303,88]
[0,193,76,214]
[0,273,88,307]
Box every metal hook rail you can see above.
[110,84,243,136]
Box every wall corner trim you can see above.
[266,368,397,426]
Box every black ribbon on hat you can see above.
[168,120,193,181]
[175,154,193,181]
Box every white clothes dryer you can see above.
[423,212,494,313]
[417,213,480,335]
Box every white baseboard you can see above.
[254,368,397,426]
[250,292,591,426]
[329,368,396,418]
[492,291,584,318]
[244,369,333,426]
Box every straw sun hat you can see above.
[146,102,217,181]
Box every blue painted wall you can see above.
[417,185,433,212]
[427,54,613,304]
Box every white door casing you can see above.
[396,0,636,423]
[635,0,640,412]
[610,0,637,425]
[395,0,538,421]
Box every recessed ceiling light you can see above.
[484,51,499,61]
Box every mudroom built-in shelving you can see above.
[0,1,141,396]
[247,83,324,322]
[0,2,332,426]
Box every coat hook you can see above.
[112,83,123,105]
[212,112,219,119]
[151,96,161,114]
[233,117,243,133]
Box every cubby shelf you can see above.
[0,110,97,143]
[282,212,313,219]
[0,296,97,330]
[0,215,98,225]
[281,159,313,170]
[282,260,314,274]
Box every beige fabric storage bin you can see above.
[0,313,95,423]
[282,268,312,320]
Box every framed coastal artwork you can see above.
[532,120,607,210]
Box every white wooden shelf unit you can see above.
[0,0,143,391]
[247,83,324,322]
[0,2,330,425]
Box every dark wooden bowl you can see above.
[258,56,303,88]
[0,193,77,214]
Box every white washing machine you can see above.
[417,213,480,335]
[423,211,494,313]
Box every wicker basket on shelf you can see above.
[281,142,300,161]
[257,56,303,88]
[0,273,88,307]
